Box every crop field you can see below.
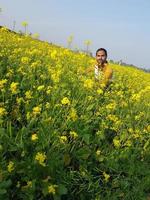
[0,27,150,200]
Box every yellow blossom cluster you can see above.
[35,152,47,167]
[0,26,150,199]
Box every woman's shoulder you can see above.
[104,63,113,74]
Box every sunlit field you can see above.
[0,27,150,200]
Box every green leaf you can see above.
[82,134,90,145]
[54,195,61,200]
[0,180,12,188]
[0,128,5,137]
[0,189,7,195]
[0,189,7,194]
[58,184,68,195]
[76,147,90,160]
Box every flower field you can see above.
[0,27,150,200]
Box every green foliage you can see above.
[0,27,150,200]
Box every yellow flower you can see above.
[46,89,51,95]
[84,40,92,46]
[107,114,119,122]
[48,184,57,194]
[106,102,117,110]
[45,102,50,109]
[37,85,45,91]
[35,152,47,167]
[1,26,8,32]
[31,133,38,141]
[96,149,101,156]
[25,91,32,100]
[21,57,30,64]
[31,61,39,68]
[61,97,70,105]
[17,66,26,75]
[87,96,93,101]
[32,33,40,39]
[100,83,106,89]
[22,181,32,190]
[27,181,32,187]
[6,69,14,78]
[32,106,41,116]
[125,140,132,147]
[0,79,7,89]
[0,107,7,117]
[113,138,121,148]
[69,108,78,121]
[10,82,19,94]
[59,136,68,143]
[51,72,60,83]
[147,125,150,132]
[103,172,110,182]
[21,21,28,27]
[26,112,31,120]
[16,97,24,105]
[50,50,57,59]
[70,131,78,139]
[128,128,133,133]
[131,93,141,102]
[7,161,15,173]
[97,88,103,95]
[46,86,52,95]
[83,79,94,89]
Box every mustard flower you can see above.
[113,138,121,148]
[61,97,70,105]
[22,181,32,189]
[35,152,47,167]
[32,106,41,116]
[7,161,15,173]
[59,136,68,143]
[21,21,28,27]
[83,79,94,89]
[103,172,110,182]
[46,86,52,95]
[10,82,19,94]
[96,149,101,156]
[50,50,57,59]
[70,131,78,139]
[45,102,50,109]
[32,33,40,39]
[25,91,32,100]
[69,108,78,121]
[21,57,30,64]
[0,107,7,117]
[16,97,24,105]
[37,85,45,91]
[0,79,7,89]
[31,133,38,141]
[97,88,103,95]
[48,184,58,194]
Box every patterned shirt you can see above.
[94,63,113,86]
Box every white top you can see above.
[94,64,114,82]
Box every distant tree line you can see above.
[109,59,150,73]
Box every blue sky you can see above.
[1,0,150,69]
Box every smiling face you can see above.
[96,50,107,65]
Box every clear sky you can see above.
[0,0,150,69]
